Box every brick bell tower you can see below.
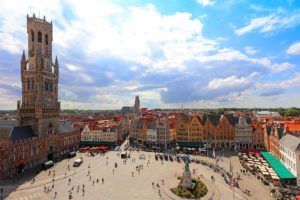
[17,14,60,137]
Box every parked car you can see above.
[42,160,54,170]
[73,157,83,167]
[68,151,76,158]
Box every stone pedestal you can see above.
[182,170,192,188]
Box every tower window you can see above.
[27,79,30,90]
[31,30,34,42]
[38,31,42,43]
[32,80,34,90]
[45,34,48,45]
[45,81,48,91]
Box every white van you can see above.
[73,157,83,167]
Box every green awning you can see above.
[176,141,204,148]
[261,151,296,179]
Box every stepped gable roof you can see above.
[9,125,37,141]
[189,115,201,124]
[176,113,189,123]
[207,114,221,126]
[60,120,75,134]
[224,114,239,126]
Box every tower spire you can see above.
[21,50,26,70]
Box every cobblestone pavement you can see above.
[1,149,273,200]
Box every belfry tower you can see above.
[17,14,60,136]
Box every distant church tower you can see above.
[134,95,140,114]
[17,14,60,136]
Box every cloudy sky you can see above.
[0,0,300,110]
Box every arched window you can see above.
[32,79,34,90]
[38,31,42,43]
[31,30,34,42]
[27,79,30,90]
[45,81,48,91]
[45,34,48,45]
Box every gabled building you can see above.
[279,133,300,186]
[188,116,203,142]
[252,120,264,149]
[234,116,253,150]
[264,123,284,159]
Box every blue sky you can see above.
[0,0,300,109]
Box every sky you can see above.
[0,0,300,110]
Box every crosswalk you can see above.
[9,192,44,200]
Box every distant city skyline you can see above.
[0,0,300,110]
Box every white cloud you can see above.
[129,66,138,71]
[65,64,83,72]
[287,42,300,55]
[235,10,300,36]
[0,0,297,109]
[196,0,215,7]
[81,74,94,83]
[244,46,257,55]
[272,62,294,72]
[207,73,258,90]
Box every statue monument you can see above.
[181,156,193,189]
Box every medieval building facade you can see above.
[0,15,80,179]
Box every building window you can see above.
[31,30,34,42]
[45,81,48,91]
[27,79,30,90]
[38,31,42,43]
[45,34,48,45]
[32,79,34,90]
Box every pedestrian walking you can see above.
[102,178,104,184]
